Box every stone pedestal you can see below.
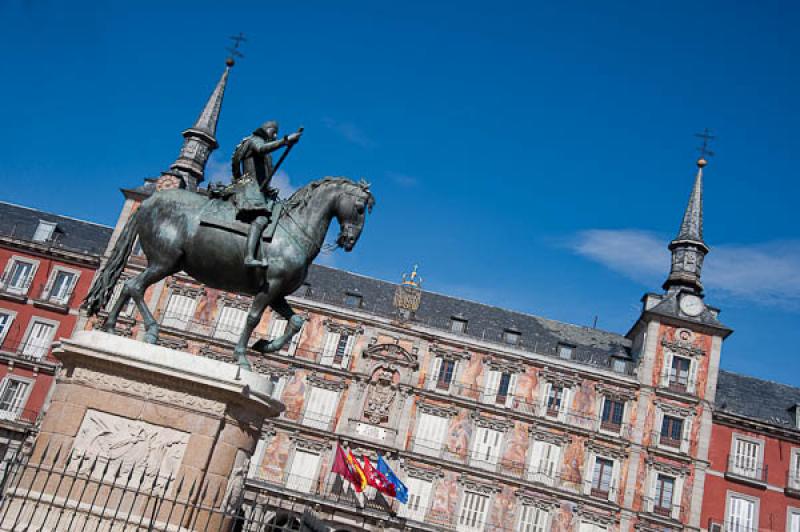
[0,330,282,531]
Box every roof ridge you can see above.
[0,201,113,229]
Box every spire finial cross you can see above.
[226,32,247,61]
[694,128,715,160]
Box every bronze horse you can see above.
[84,177,374,369]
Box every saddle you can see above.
[199,197,284,243]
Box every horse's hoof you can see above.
[144,332,158,344]
[238,357,252,371]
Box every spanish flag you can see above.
[346,450,368,493]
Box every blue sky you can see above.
[1,0,798,384]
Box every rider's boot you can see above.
[244,216,270,268]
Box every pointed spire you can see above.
[663,157,710,295]
[159,59,233,191]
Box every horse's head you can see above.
[333,179,375,251]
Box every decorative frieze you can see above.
[586,440,628,461]
[645,457,690,477]
[403,462,443,481]
[528,427,571,445]
[217,293,252,311]
[166,279,205,298]
[429,345,470,362]
[655,400,694,418]
[323,319,363,336]
[515,490,558,509]
[289,433,330,453]
[307,373,348,391]
[661,329,705,358]
[362,343,418,369]
[483,356,524,374]
[471,412,514,432]
[594,382,636,401]
[539,368,581,388]
[417,401,458,418]
[457,475,502,494]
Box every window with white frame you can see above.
[428,355,457,392]
[43,269,77,304]
[268,316,302,354]
[285,448,320,494]
[648,470,683,519]
[541,381,571,421]
[788,508,800,532]
[518,504,548,532]
[660,350,697,394]
[213,305,247,343]
[32,221,57,242]
[470,425,503,470]
[528,439,561,486]
[578,522,608,532]
[161,292,197,330]
[0,378,30,420]
[458,490,490,531]
[557,344,574,360]
[412,411,449,456]
[586,453,618,500]
[398,476,432,521]
[450,317,467,334]
[0,311,15,346]
[726,493,757,531]
[790,449,800,490]
[319,328,356,369]
[654,407,692,454]
[600,397,625,433]
[20,319,55,359]
[503,329,521,346]
[302,386,339,430]
[730,435,764,480]
[2,259,37,295]
[481,368,517,407]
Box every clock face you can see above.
[680,294,705,317]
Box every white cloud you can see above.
[387,171,418,188]
[271,170,297,199]
[569,229,800,310]
[322,117,376,148]
[205,154,230,184]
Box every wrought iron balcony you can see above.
[726,455,768,486]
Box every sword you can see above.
[262,126,303,192]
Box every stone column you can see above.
[0,330,281,532]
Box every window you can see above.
[2,259,36,295]
[428,356,457,392]
[0,378,30,420]
[653,474,675,515]
[558,344,574,360]
[285,449,320,493]
[481,369,516,407]
[458,491,489,531]
[660,415,684,449]
[544,384,570,420]
[413,412,449,456]
[299,283,312,297]
[730,436,764,480]
[669,356,690,391]
[503,330,521,346]
[161,292,197,330]
[471,426,503,470]
[789,508,800,532]
[20,319,55,359]
[398,476,432,521]
[600,398,625,432]
[579,523,607,532]
[518,505,548,532]
[213,305,247,343]
[528,440,561,486]
[320,329,356,368]
[726,493,756,532]
[32,221,57,243]
[790,450,800,490]
[590,457,614,498]
[344,293,362,308]
[302,386,338,430]
[612,358,627,373]
[42,269,77,304]
[450,317,468,333]
[0,311,15,346]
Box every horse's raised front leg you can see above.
[126,263,178,344]
[234,292,271,370]
[258,296,304,354]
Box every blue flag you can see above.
[377,455,408,504]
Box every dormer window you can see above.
[32,221,57,243]
[450,317,468,334]
[558,344,574,360]
[344,293,362,308]
[300,283,312,297]
[503,329,521,346]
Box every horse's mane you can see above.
[284,176,375,210]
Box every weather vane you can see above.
[694,128,715,160]
[226,32,247,66]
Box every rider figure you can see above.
[230,121,302,267]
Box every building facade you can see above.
[0,202,111,457]
[702,371,800,532]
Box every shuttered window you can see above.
[790,450,800,489]
[302,387,338,430]
[789,509,800,532]
[519,505,548,532]
[398,476,432,521]
[285,449,320,493]
[726,494,755,531]
[47,270,77,304]
[320,330,356,368]
[4,260,35,294]
[162,293,197,330]
[471,427,502,470]
[413,412,449,456]
[267,317,288,340]
[213,305,247,342]
[528,440,560,486]
[731,437,762,479]
[578,523,607,532]
[0,311,14,345]
[21,320,55,359]
[481,370,516,407]
[600,398,624,432]
[591,457,614,496]
[458,491,490,531]
[654,474,675,513]
[0,379,29,420]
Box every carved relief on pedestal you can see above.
[71,409,189,490]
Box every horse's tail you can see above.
[83,208,140,316]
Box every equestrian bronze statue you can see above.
[83,122,374,370]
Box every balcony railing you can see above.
[0,406,40,425]
[726,455,768,484]
[666,375,689,394]
[0,338,57,365]
[0,272,32,299]
[650,430,685,452]
[640,496,686,521]
[583,479,619,502]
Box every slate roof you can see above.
[716,370,800,428]
[0,201,113,257]
[299,264,633,373]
